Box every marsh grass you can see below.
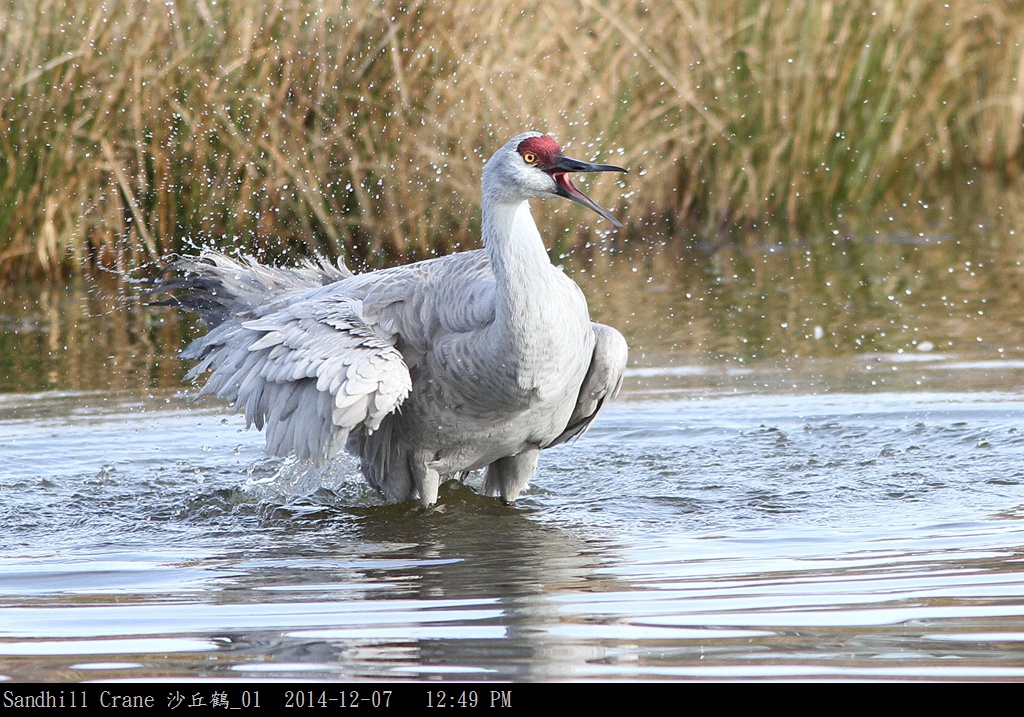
[1,0,1022,280]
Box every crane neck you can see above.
[481,199,550,280]
[481,196,578,370]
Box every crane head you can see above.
[484,133,627,228]
[515,134,627,228]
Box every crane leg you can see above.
[411,450,441,508]
[484,449,539,504]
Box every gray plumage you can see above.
[154,132,628,507]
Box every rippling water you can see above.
[4,356,1024,681]
[4,237,1024,681]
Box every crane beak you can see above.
[550,155,627,228]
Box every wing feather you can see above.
[157,248,499,467]
[180,293,412,465]
[545,322,628,448]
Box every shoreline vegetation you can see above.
[2,0,1023,281]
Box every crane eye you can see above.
[523,152,537,164]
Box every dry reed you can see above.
[1,0,1022,280]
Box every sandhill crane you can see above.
[155,132,628,507]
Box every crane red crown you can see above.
[517,135,561,167]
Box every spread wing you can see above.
[182,297,412,465]
[155,249,496,465]
[151,250,352,327]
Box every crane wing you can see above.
[183,297,411,466]
[152,250,351,326]
[158,252,411,466]
[352,249,496,366]
[545,322,628,448]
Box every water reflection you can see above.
[0,283,184,393]
[219,493,614,680]
[576,228,1024,371]
[3,223,1024,395]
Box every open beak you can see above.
[550,155,627,228]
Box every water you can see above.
[3,237,1024,681]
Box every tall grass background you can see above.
[1,0,1022,280]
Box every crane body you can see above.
[156,132,628,507]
